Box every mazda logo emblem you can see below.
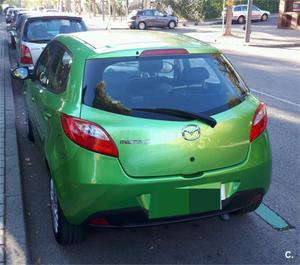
[182,125,201,141]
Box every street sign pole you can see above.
[245,0,253,43]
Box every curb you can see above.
[1,18,29,264]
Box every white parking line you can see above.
[252,89,300,108]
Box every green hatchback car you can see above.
[12,30,272,245]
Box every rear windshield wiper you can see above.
[132,108,217,128]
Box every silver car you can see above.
[225,5,270,24]
[16,13,87,70]
[128,9,178,30]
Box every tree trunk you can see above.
[111,0,116,21]
[92,0,96,17]
[143,0,150,9]
[224,0,234,36]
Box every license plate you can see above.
[148,183,221,219]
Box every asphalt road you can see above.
[9,20,300,264]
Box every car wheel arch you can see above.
[138,21,146,30]
[261,13,268,21]
[237,15,245,24]
[168,20,176,29]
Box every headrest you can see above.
[59,25,71,34]
[183,67,210,84]
[139,60,163,74]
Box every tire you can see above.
[11,36,16,49]
[261,14,268,22]
[138,21,146,30]
[233,197,263,215]
[168,20,176,29]
[237,16,245,24]
[27,118,35,142]
[50,178,85,245]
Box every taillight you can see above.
[140,49,189,57]
[20,44,33,64]
[88,217,110,226]
[131,16,137,20]
[61,114,118,157]
[249,103,268,142]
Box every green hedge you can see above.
[203,0,224,19]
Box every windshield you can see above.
[83,54,249,120]
[23,18,86,43]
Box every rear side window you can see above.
[144,10,154,16]
[23,18,86,42]
[83,54,249,119]
[234,6,242,11]
[35,42,72,93]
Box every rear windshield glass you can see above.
[83,54,249,120]
[23,18,86,43]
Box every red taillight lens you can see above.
[140,49,189,57]
[20,44,33,64]
[61,114,118,157]
[249,103,268,142]
[131,16,137,20]
[88,217,110,226]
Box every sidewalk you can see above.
[84,15,128,30]
[184,23,300,49]
[84,14,300,49]
[0,18,5,265]
[0,17,28,265]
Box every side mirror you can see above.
[11,67,30,80]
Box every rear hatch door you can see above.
[81,97,257,178]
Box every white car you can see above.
[17,13,87,70]
[226,5,270,24]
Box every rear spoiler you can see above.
[28,16,83,21]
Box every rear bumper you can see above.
[50,131,272,225]
[86,189,264,227]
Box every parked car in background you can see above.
[6,8,27,24]
[293,1,300,12]
[5,8,15,23]
[10,10,29,30]
[46,9,59,12]
[3,6,15,16]
[225,4,270,24]
[12,30,271,245]
[128,9,178,29]
[10,10,30,49]
[16,13,87,69]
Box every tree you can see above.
[86,0,96,17]
[224,0,234,36]
[143,0,150,9]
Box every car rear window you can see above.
[23,18,86,43]
[82,54,249,119]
